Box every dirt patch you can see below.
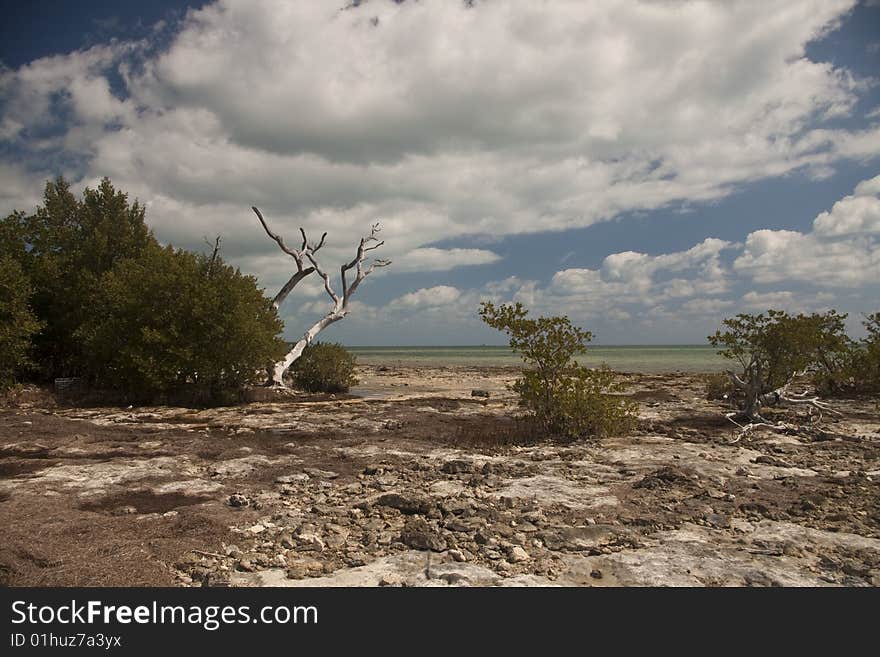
[628,389,679,403]
[0,458,58,477]
[446,415,545,448]
[0,489,234,586]
[79,490,214,515]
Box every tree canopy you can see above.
[0,177,286,402]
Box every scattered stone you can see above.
[376,492,433,515]
[633,466,697,490]
[470,389,491,398]
[275,473,310,484]
[508,546,530,563]
[227,493,250,507]
[474,529,496,546]
[539,525,617,552]
[294,531,326,552]
[379,573,404,586]
[236,553,266,572]
[286,557,324,579]
[704,513,731,529]
[303,468,339,480]
[400,518,447,552]
[590,569,603,580]
[448,549,467,562]
[112,505,138,515]
[754,455,791,467]
[441,459,474,474]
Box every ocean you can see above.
[347,345,728,373]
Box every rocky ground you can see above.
[0,365,878,587]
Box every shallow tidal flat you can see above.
[0,365,877,587]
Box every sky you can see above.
[1,0,879,346]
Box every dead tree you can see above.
[723,367,841,443]
[252,207,321,309]
[252,206,390,386]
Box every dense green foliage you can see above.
[708,310,851,391]
[76,243,287,402]
[0,177,287,403]
[479,302,637,439]
[816,312,880,395]
[0,256,42,389]
[290,342,358,393]
[6,178,154,379]
[708,309,879,408]
[860,313,880,392]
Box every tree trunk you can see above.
[251,207,390,387]
[269,310,345,386]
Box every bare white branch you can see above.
[261,219,391,386]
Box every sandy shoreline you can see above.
[0,365,878,586]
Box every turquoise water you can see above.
[347,345,728,373]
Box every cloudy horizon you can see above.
[2,0,879,346]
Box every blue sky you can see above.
[2,0,879,345]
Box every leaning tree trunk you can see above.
[270,310,345,385]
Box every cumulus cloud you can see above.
[734,174,880,286]
[1,0,876,261]
[393,247,501,272]
[551,238,733,303]
[813,174,880,236]
[390,285,462,308]
[741,290,837,313]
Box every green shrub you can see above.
[1,177,154,380]
[708,309,857,417]
[479,302,637,439]
[75,243,287,403]
[859,312,880,392]
[2,176,288,404]
[0,256,42,389]
[290,342,358,393]
[815,312,880,395]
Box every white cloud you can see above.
[734,174,880,286]
[741,290,796,309]
[393,247,501,272]
[741,290,837,314]
[390,285,462,308]
[679,298,736,316]
[551,238,733,304]
[1,0,875,273]
[813,173,880,236]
